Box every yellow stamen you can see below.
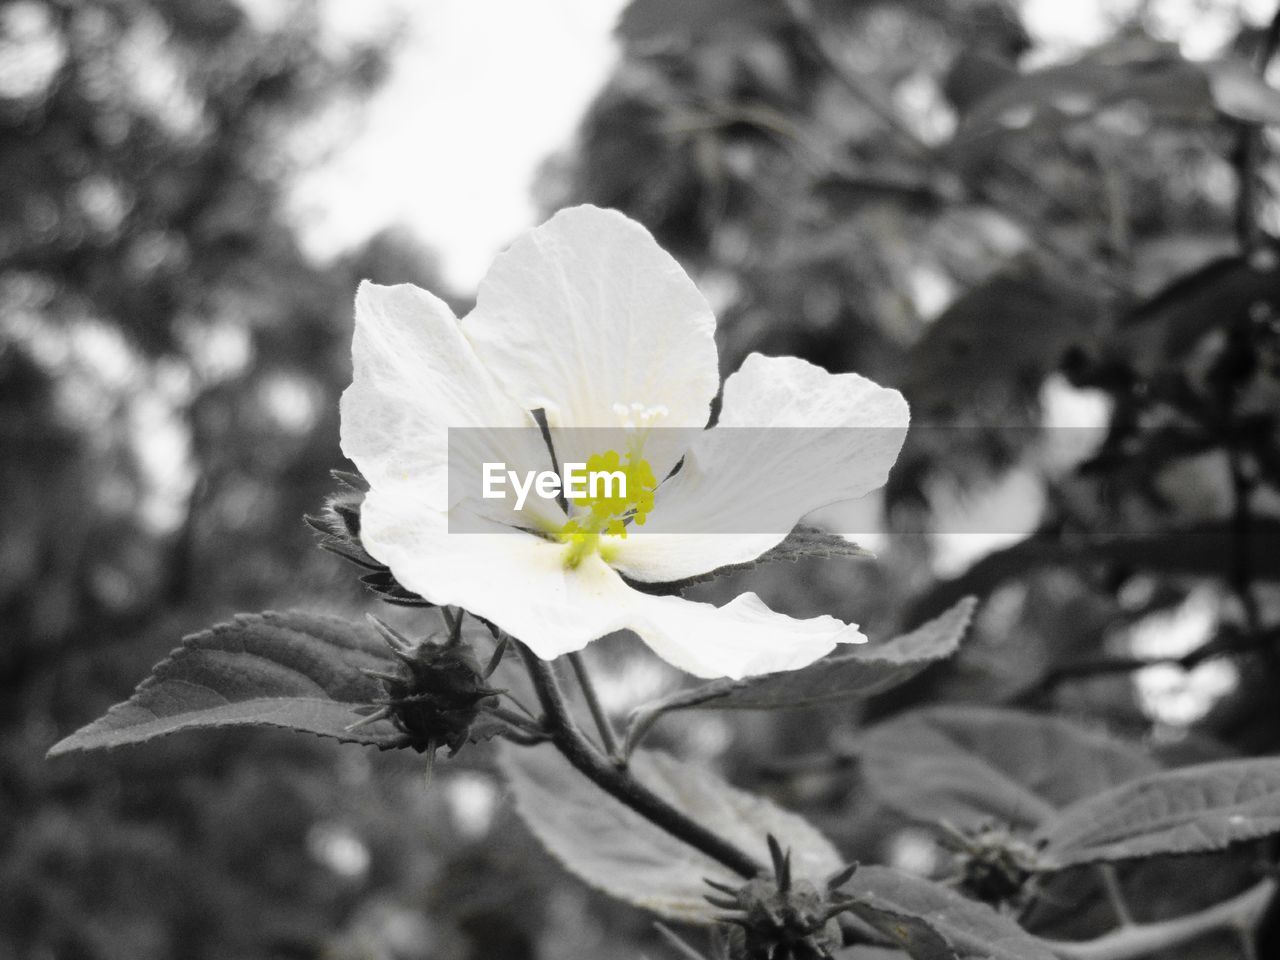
[557,447,657,569]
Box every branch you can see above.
[781,0,931,158]
[1041,878,1277,960]
[568,650,621,759]
[515,640,763,879]
[1015,628,1273,701]
[1098,866,1134,928]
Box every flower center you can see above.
[556,403,664,569]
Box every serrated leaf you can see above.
[855,706,1159,830]
[48,611,406,755]
[628,525,875,596]
[694,596,975,710]
[846,866,1057,960]
[623,598,975,756]
[1035,758,1280,868]
[498,742,843,923]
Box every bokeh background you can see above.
[5,0,1280,957]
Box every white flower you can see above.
[340,206,908,679]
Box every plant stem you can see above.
[486,705,548,739]
[516,640,762,879]
[1041,878,1276,960]
[1098,866,1133,927]
[567,651,622,760]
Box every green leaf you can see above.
[756,526,879,563]
[622,598,976,757]
[903,262,1099,422]
[906,535,1065,624]
[953,56,1209,148]
[48,611,405,755]
[1204,59,1280,124]
[498,742,843,923]
[949,50,1280,162]
[1122,253,1280,366]
[855,706,1159,830]
[628,525,875,597]
[845,866,1057,960]
[1035,758,1280,868]
[615,0,784,45]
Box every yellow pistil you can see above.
[558,447,657,569]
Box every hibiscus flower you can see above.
[340,205,908,679]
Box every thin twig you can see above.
[1238,924,1260,960]
[781,0,931,158]
[486,705,548,739]
[1098,866,1134,927]
[1015,628,1272,701]
[1041,878,1276,960]
[499,688,541,721]
[515,640,762,879]
[568,650,622,760]
[1229,444,1264,639]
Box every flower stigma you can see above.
[557,403,665,569]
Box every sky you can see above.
[289,0,628,291]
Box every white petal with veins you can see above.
[359,489,632,660]
[341,281,550,523]
[611,353,909,583]
[463,205,719,482]
[624,590,866,680]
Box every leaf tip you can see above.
[46,728,91,759]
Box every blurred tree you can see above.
[0,2,560,958]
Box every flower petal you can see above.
[623,590,866,679]
[610,353,909,583]
[340,280,549,519]
[463,205,719,480]
[359,489,634,660]
[361,488,863,678]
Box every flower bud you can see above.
[305,470,432,606]
[353,615,501,756]
[705,836,857,960]
[938,820,1038,908]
